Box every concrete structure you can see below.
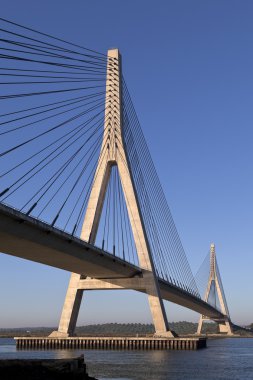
[50,49,173,338]
[15,336,207,350]
[0,201,228,323]
[0,48,234,338]
[197,243,233,335]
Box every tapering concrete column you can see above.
[50,273,82,337]
[50,49,173,338]
[197,243,233,335]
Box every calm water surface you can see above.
[0,338,252,380]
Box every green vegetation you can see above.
[0,322,252,338]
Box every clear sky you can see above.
[0,0,252,327]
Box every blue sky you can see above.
[0,0,252,327]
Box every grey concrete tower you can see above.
[197,243,233,335]
[50,49,174,338]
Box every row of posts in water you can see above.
[15,337,206,350]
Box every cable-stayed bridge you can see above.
[0,18,233,337]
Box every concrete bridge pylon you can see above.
[197,243,233,335]
[50,48,174,338]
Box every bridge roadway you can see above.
[0,202,225,322]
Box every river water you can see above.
[0,338,252,380]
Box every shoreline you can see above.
[1,334,253,339]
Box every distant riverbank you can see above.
[0,322,252,338]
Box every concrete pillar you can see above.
[49,273,83,337]
[197,315,204,335]
[218,319,233,335]
[50,48,172,338]
[197,243,233,335]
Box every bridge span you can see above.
[0,20,234,337]
[0,202,225,322]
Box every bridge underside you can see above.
[0,203,225,322]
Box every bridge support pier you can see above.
[50,274,174,338]
[197,316,233,336]
[218,320,233,335]
[50,48,174,339]
[197,244,233,335]
[50,273,83,338]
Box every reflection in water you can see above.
[0,338,253,380]
[53,349,77,360]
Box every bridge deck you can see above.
[0,203,225,321]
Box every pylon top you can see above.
[107,48,121,59]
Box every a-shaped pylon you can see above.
[197,243,233,335]
[50,48,174,338]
